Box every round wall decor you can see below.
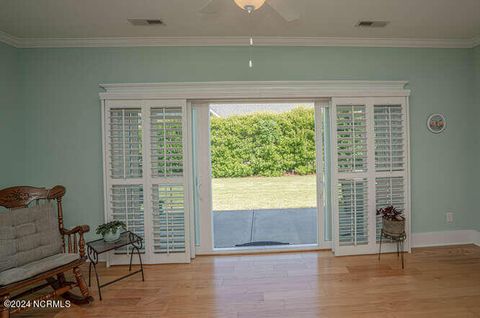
[427,113,446,134]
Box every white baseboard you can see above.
[475,230,480,247]
[412,230,480,248]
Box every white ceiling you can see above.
[0,0,479,43]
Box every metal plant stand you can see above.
[378,229,407,269]
[87,231,144,300]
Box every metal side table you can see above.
[378,229,407,269]
[87,231,145,300]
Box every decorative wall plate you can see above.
[427,113,446,134]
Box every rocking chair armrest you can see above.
[61,225,90,258]
[62,224,90,236]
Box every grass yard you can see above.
[212,175,317,211]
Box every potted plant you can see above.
[376,205,405,235]
[96,220,126,242]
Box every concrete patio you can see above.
[213,208,317,248]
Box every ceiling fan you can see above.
[200,0,300,22]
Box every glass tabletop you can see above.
[87,231,142,254]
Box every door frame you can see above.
[192,99,330,255]
[100,81,410,258]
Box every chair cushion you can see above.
[0,203,63,273]
[0,212,16,273]
[0,253,79,286]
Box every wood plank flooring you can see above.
[16,245,480,318]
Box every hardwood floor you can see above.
[17,245,480,318]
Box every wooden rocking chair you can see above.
[0,185,93,317]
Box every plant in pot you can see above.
[96,220,126,242]
[376,205,405,236]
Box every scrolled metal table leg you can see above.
[92,263,102,301]
[129,248,134,272]
[88,262,92,287]
[137,247,145,281]
[401,239,405,269]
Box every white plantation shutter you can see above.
[152,184,185,253]
[338,179,368,246]
[374,105,404,172]
[332,99,372,255]
[374,102,407,243]
[336,106,368,172]
[111,185,144,234]
[332,97,409,256]
[111,185,144,253]
[103,100,190,264]
[105,104,146,257]
[149,102,190,262]
[375,177,405,241]
[109,108,143,179]
[151,107,184,177]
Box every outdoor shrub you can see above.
[211,107,316,178]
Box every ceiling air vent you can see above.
[356,21,389,28]
[128,19,165,26]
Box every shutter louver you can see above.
[375,177,405,241]
[336,105,368,173]
[374,105,404,172]
[111,184,145,253]
[337,179,368,246]
[151,107,183,178]
[109,109,142,179]
[152,184,186,254]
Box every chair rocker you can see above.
[0,185,93,318]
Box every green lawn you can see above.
[212,175,317,211]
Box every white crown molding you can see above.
[255,36,475,48]
[99,80,410,100]
[0,31,479,49]
[13,36,476,49]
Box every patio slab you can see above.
[213,208,317,248]
[213,210,254,248]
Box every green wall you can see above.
[0,42,24,188]
[6,46,477,237]
[474,45,480,231]
[475,45,480,97]
[476,45,480,94]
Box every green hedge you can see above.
[211,107,316,178]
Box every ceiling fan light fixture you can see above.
[234,0,266,11]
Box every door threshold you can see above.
[196,243,332,256]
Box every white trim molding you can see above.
[1,31,479,49]
[475,230,480,247]
[99,81,410,100]
[412,230,480,248]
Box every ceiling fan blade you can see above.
[199,0,226,14]
[266,0,301,22]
